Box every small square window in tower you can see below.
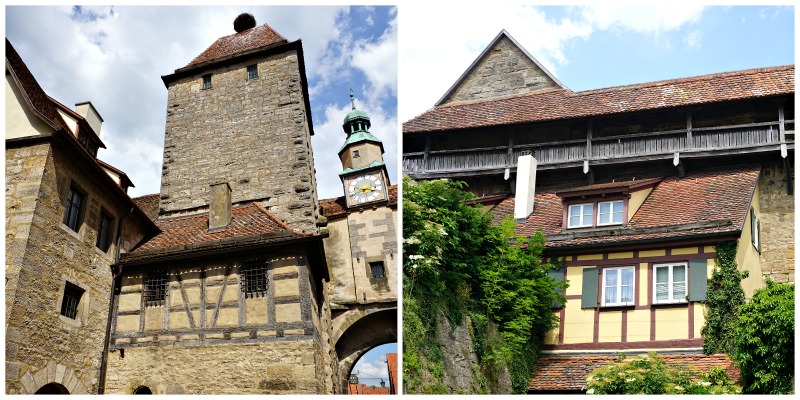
[240,259,269,298]
[96,210,114,252]
[143,272,168,307]
[247,64,258,80]
[62,185,86,232]
[60,282,84,319]
[370,261,385,279]
[202,74,212,89]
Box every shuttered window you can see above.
[688,258,708,301]
[602,266,635,306]
[653,263,687,304]
[547,266,565,308]
[581,267,599,308]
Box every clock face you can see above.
[347,173,385,204]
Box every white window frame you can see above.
[567,203,593,228]
[653,262,688,304]
[601,266,635,307]
[597,200,624,226]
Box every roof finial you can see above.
[350,88,356,110]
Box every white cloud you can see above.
[351,10,398,100]
[684,30,702,49]
[353,354,389,381]
[399,4,706,121]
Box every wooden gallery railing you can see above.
[403,120,794,176]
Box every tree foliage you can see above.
[701,241,747,355]
[403,177,565,393]
[732,280,795,394]
[585,353,741,394]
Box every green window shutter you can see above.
[581,267,598,309]
[688,259,708,301]
[547,267,565,308]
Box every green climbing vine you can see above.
[701,241,748,355]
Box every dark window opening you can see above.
[240,259,269,298]
[133,386,152,395]
[60,282,84,319]
[143,272,168,306]
[370,262,385,279]
[353,150,360,158]
[202,74,212,90]
[35,383,70,394]
[96,211,114,252]
[247,64,258,80]
[62,185,85,232]
[78,131,87,146]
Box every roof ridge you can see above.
[574,64,795,96]
[252,201,293,231]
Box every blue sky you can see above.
[400,4,794,121]
[352,342,398,389]
[5,5,397,200]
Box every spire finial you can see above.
[349,88,356,110]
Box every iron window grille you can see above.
[240,259,269,298]
[370,261,385,279]
[96,211,114,252]
[247,64,258,80]
[202,74,212,90]
[60,282,84,319]
[143,272,168,306]
[62,185,85,232]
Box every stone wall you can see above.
[159,49,320,234]
[104,340,320,394]
[5,142,132,394]
[324,206,398,306]
[757,161,794,283]
[441,36,561,105]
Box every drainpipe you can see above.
[98,207,132,394]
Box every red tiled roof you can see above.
[556,177,662,198]
[183,24,287,69]
[320,185,398,220]
[5,39,69,132]
[529,353,740,391]
[404,65,794,133]
[492,165,760,249]
[122,202,309,262]
[132,194,160,222]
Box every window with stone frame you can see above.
[240,259,269,298]
[143,272,168,306]
[370,261,386,279]
[247,64,258,80]
[60,282,84,319]
[96,210,114,252]
[202,73,212,90]
[62,184,86,232]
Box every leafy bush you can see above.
[403,177,565,393]
[732,280,795,394]
[585,353,740,394]
[702,241,747,355]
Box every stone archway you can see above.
[34,383,69,394]
[17,362,88,394]
[333,307,397,392]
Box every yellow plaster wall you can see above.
[116,315,139,333]
[144,308,163,331]
[577,253,603,261]
[276,303,301,323]
[639,249,665,257]
[637,263,649,306]
[626,309,650,342]
[5,74,54,139]
[671,246,700,255]
[735,183,765,300]
[694,303,706,338]
[565,265,588,296]
[608,252,634,259]
[275,278,300,298]
[598,311,622,342]
[245,298,268,325]
[655,307,688,341]
[562,302,594,344]
[118,293,141,312]
[627,187,653,222]
[544,311,559,345]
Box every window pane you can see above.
[656,283,669,301]
[621,268,634,285]
[599,202,610,215]
[621,285,633,303]
[612,202,623,223]
[605,286,617,304]
[605,269,618,286]
[656,266,669,284]
[582,205,592,223]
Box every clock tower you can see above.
[339,90,390,208]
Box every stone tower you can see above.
[338,90,390,208]
[159,13,321,234]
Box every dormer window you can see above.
[568,204,593,228]
[597,200,624,226]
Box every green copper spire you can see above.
[339,90,383,153]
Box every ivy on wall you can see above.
[701,241,747,355]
